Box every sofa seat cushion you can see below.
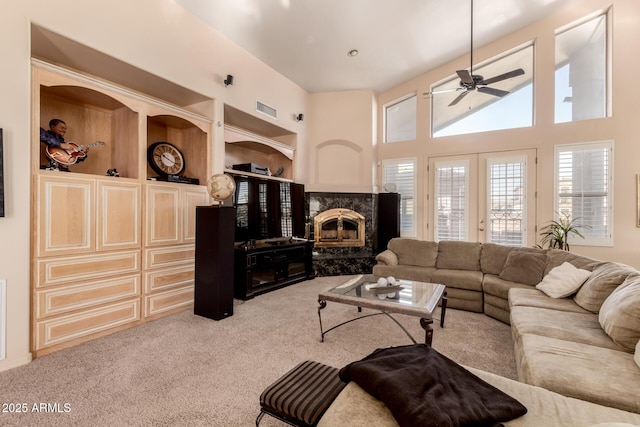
[371,265,436,283]
[510,306,622,351]
[499,249,547,285]
[480,243,516,275]
[318,368,640,427]
[388,238,438,267]
[599,274,640,352]
[515,334,640,413]
[508,288,591,314]
[436,241,481,271]
[430,268,484,292]
[483,274,533,300]
[574,262,637,313]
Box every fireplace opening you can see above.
[314,208,365,247]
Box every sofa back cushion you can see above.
[545,249,601,276]
[480,243,516,275]
[598,274,640,352]
[388,238,438,267]
[498,248,547,286]
[436,241,481,271]
[573,262,637,313]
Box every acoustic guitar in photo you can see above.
[45,141,105,166]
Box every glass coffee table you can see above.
[317,274,447,346]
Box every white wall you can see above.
[307,90,377,193]
[375,0,640,268]
[0,0,309,372]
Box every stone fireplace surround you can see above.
[306,192,379,276]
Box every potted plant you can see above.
[538,212,588,251]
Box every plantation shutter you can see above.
[556,142,612,246]
[434,160,468,241]
[382,159,416,237]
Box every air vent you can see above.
[256,100,277,119]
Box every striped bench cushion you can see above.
[260,360,347,427]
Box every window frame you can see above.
[553,140,614,247]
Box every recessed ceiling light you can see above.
[347,49,359,57]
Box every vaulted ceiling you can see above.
[175,0,583,93]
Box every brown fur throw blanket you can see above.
[339,344,527,427]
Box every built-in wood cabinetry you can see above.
[31,60,212,357]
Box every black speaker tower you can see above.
[194,205,236,320]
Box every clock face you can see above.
[147,142,185,176]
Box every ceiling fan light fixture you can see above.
[347,49,359,57]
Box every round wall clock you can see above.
[148,142,185,176]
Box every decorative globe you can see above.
[207,173,236,201]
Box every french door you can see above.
[427,149,536,246]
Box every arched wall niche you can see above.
[314,139,364,187]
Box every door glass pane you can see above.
[435,161,468,241]
[279,182,292,236]
[488,157,526,246]
[555,14,607,123]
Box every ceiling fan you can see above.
[426,0,525,107]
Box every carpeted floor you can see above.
[0,275,516,426]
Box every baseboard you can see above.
[0,352,33,372]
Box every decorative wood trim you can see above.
[225,124,294,160]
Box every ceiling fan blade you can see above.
[477,86,510,97]
[479,68,525,86]
[448,90,470,106]
[456,69,474,85]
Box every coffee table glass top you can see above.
[320,274,445,316]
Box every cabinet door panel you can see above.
[35,298,140,350]
[145,184,181,246]
[36,250,141,288]
[144,244,195,269]
[36,274,141,318]
[38,175,95,257]
[144,285,194,318]
[182,186,209,243]
[97,180,141,251]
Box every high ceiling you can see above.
[175,0,582,93]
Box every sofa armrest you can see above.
[375,250,398,266]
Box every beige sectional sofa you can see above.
[369,237,640,417]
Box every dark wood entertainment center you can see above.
[234,238,314,300]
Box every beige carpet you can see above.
[0,275,516,426]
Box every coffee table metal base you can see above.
[317,295,447,347]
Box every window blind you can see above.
[434,161,467,241]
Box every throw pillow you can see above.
[536,261,591,298]
[499,250,547,286]
[598,274,640,352]
[574,262,636,313]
